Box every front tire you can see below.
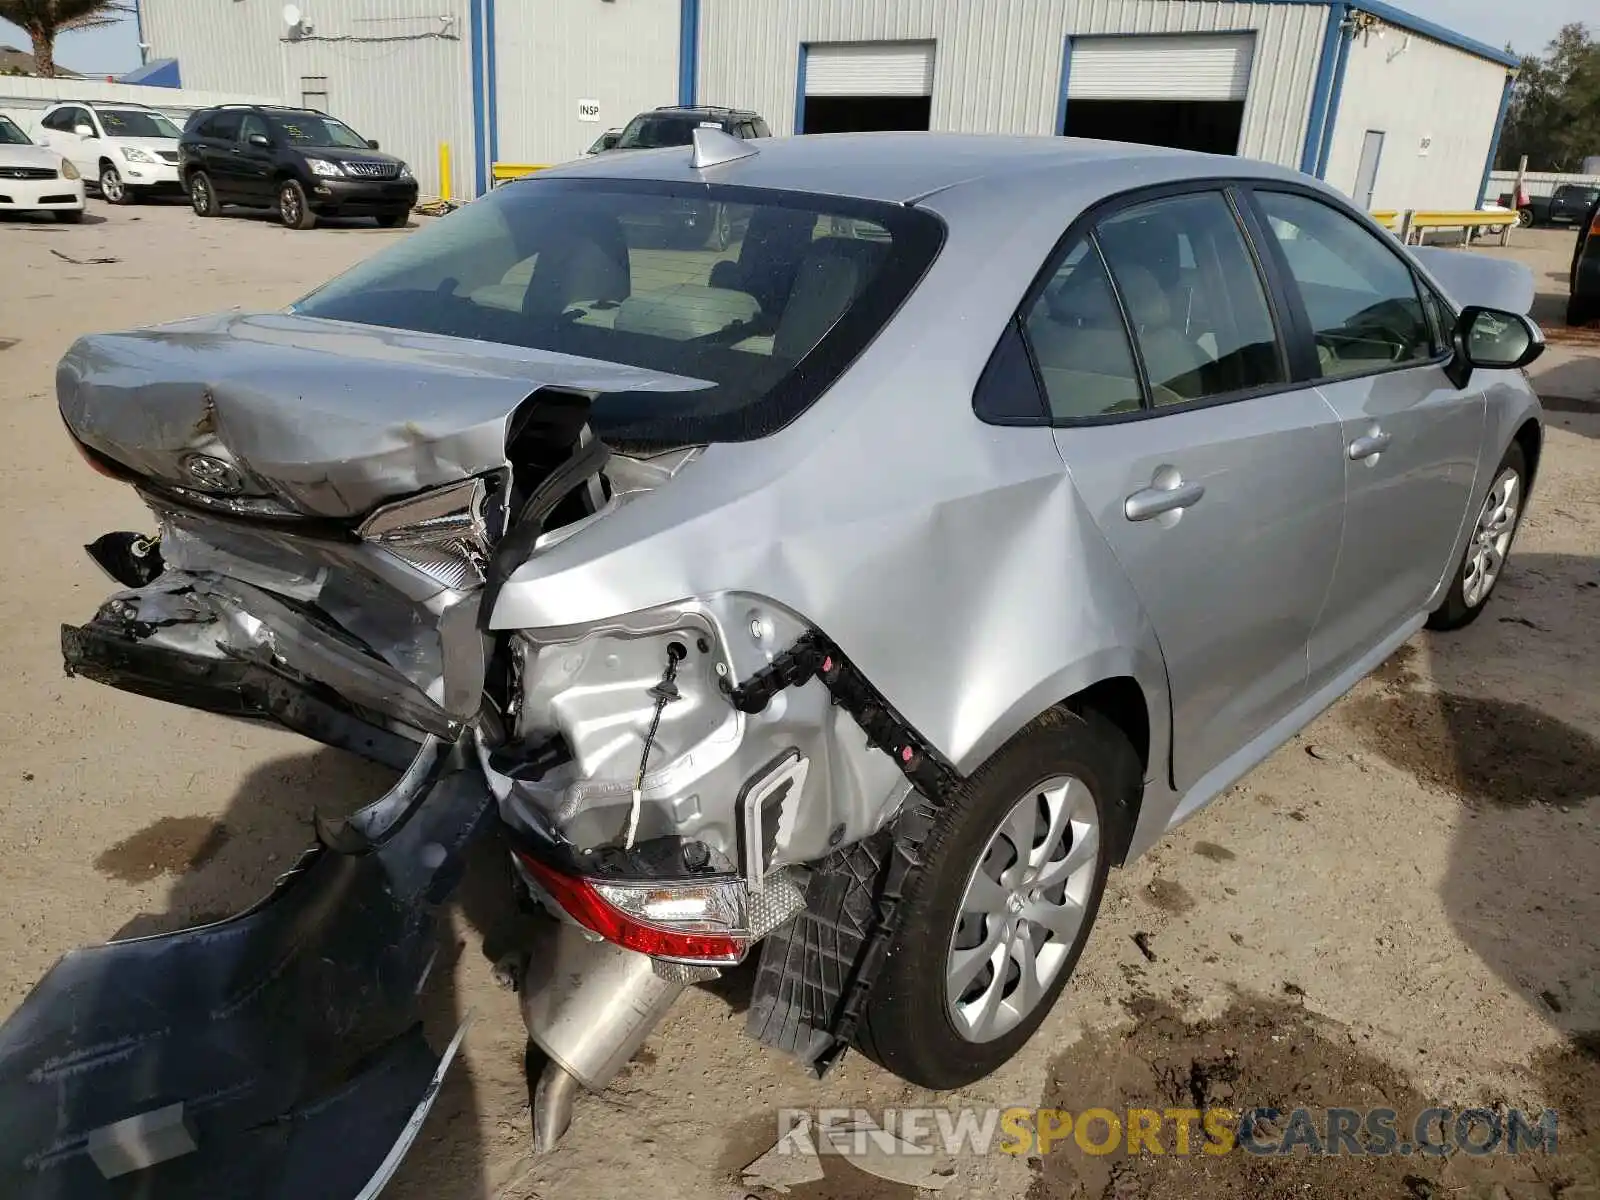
[1517,208,1535,228]
[189,171,219,217]
[1569,291,1597,328]
[53,209,84,224]
[857,709,1134,1090]
[1427,442,1527,631]
[278,179,316,230]
[375,211,408,228]
[99,165,132,205]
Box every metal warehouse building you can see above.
[137,0,1518,210]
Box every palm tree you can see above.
[0,0,131,79]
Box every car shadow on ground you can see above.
[1355,551,1600,1046]
[0,211,107,228]
[214,206,413,232]
[93,741,517,1200]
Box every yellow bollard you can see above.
[439,142,452,202]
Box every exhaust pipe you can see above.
[519,919,686,1151]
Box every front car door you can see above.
[1034,187,1346,792]
[1247,189,1486,692]
[235,113,276,203]
[47,108,97,178]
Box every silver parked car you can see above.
[3,131,1543,1197]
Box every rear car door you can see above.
[1247,189,1485,692]
[197,111,245,198]
[1036,187,1346,792]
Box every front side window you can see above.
[615,114,699,150]
[96,109,181,139]
[291,179,943,444]
[1022,239,1143,420]
[0,116,30,146]
[203,112,243,142]
[239,114,271,145]
[1095,191,1284,404]
[1255,190,1434,378]
[269,112,368,149]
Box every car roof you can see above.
[648,105,760,119]
[46,100,159,112]
[537,131,1309,207]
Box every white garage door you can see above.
[1067,34,1255,101]
[806,42,935,97]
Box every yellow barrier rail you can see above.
[1369,208,1521,246]
[491,163,551,186]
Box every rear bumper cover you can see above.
[0,739,495,1199]
[62,620,420,770]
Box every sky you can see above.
[0,0,1592,77]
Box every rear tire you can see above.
[1517,208,1535,228]
[1427,442,1527,631]
[857,709,1134,1090]
[278,179,316,230]
[189,171,218,217]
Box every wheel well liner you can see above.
[1514,417,1542,491]
[1062,675,1149,864]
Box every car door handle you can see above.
[1125,479,1206,522]
[1348,430,1392,460]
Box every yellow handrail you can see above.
[491,163,550,186]
[1369,210,1399,229]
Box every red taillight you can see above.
[515,851,750,965]
[1590,212,1600,237]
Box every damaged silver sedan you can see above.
[2,129,1546,1196]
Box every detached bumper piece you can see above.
[61,614,422,773]
[0,740,495,1200]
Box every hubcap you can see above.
[945,775,1099,1044]
[192,179,208,211]
[1462,467,1520,608]
[282,188,300,223]
[102,169,122,202]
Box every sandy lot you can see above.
[0,204,1595,1200]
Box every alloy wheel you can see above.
[190,177,211,214]
[946,775,1099,1043]
[1462,467,1520,608]
[280,184,302,227]
[100,167,124,204]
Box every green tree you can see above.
[1499,23,1600,171]
[0,0,130,78]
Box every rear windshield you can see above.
[291,178,943,445]
[97,109,181,139]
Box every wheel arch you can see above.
[1060,676,1151,866]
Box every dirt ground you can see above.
[0,204,1596,1200]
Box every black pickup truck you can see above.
[1498,182,1600,229]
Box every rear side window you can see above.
[1095,192,1284,405]
[291,179,943,445]
[1022,239,1143,420]
[1254,191,1433,378]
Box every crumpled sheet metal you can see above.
[0,742,496,1200]
[56,310,709,519]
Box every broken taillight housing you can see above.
[514,852,751,965]
[358,476,495,590]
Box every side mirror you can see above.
[1444,305,1545,389]
[366,138,380,150]
[74,125,95,139]
[247,133,271,148]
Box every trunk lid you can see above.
[57,310,706,519]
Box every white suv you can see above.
[36,101,182,205]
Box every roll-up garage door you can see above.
[806,42,935,97]
[1067,34,1255,101]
